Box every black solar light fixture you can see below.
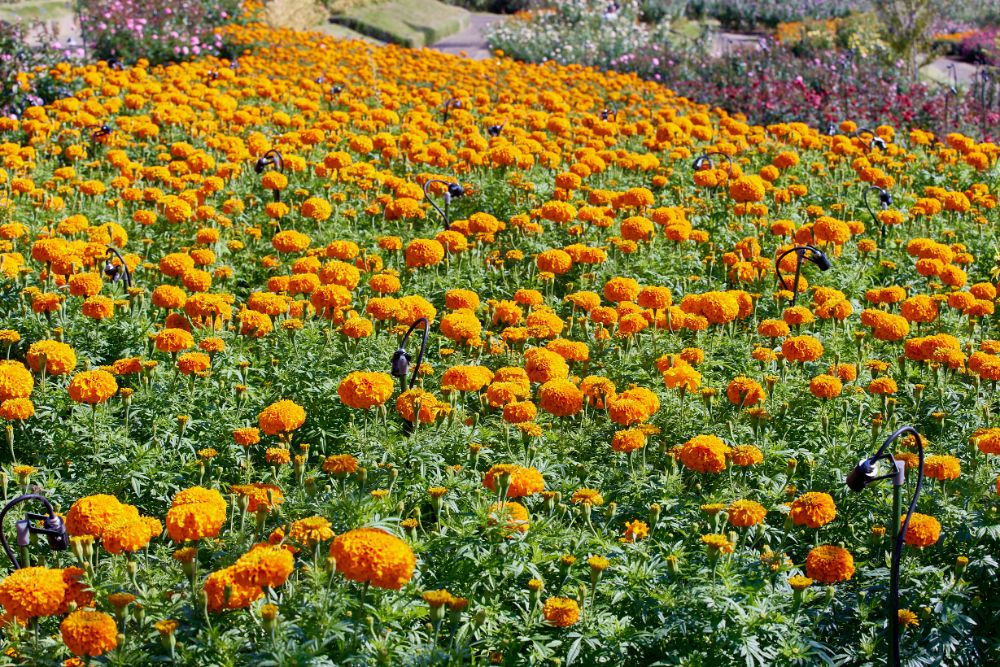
[845,425,926,667]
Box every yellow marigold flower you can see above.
[622,519,649,543]
[289,516,334,546]
[898,609,920,628]
[701,533,734,554]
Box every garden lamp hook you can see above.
[254,149,284,202]
[855,127,886,151]
[774,245,831,306]
[104,246,132,289]
[442,98,462,122]
[846,425,925,667]
[487,120,507,137]
[391,317,429,394]
[692,151,734,177]
[862,185,892,238]
[89,124,112,147]
[0,494,69,570]
[422,179,465,231]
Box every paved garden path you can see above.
[427,12,500,59]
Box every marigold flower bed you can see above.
[0,21,996,666]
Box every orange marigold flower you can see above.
[0,566,67,619]
[60,610,118,657]
[483,464,545,498]
[678,434,730,473]
[322,453,359,476]
[923,455,960,481]
[903,513,941,548]
[155,328,195,354]
[603,276,640,303]
[729,175,766,203]
[337,372,395,410]
[611,429,646,453]
[289,516,334,546]
[538,379,584,417]
[233,427,261,447]
[542,596,580,627]
[0,398,33,420]
[26,340,77,375]
[622,519,649,543]
[329,527,415,590]
[441,365,494,393]
[487,501,530,535]
[405,239,445,268]
[102,516,157,554]
[536,249,573,275]
[868,377,898,395]
[781,335,824,363]
[258,399,306,436]
[165,486,227,542]
[805,545,855,584]
[66,495,137,539]
[727,500,767,527]
[203,567,264,612]
[809,374,843,399]
[726,376,766,407]
[789,492,837,528]
[232,544,295,588]
[729,444,763,466]
[0,361,34,401]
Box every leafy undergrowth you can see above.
[0,21,997,666]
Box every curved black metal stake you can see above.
[104,246,132,289]
[0,494,69,570]
[855,127,886,151]
[775,245,832,305]
[390,316,429,394]
[254,149,284,202]
[692,151,734,176]
[846,425,926,667]
[978,69,991,137]
[422,179,465,231]
[441,98,462,122]
[943,63,958,134]
[863,185,893,238]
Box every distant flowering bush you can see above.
[0,20,70,116]
[688,0,867,30]
[79,0,245,65]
